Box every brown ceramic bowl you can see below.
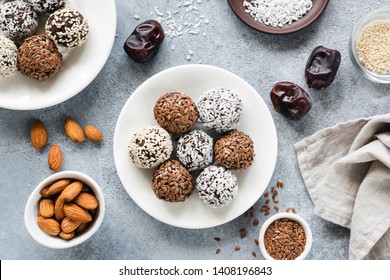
[227,0,330,34]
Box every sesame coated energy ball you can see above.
[154,92,199,134]
[27,0,67,14]
[0,36,18,80]
[197,88,243,133]
[17,35,63,81]
[45,8,89,49]
[128,125,173,169]
[0,1,39,41]
[151,160,194,202]
[214,130,255,170]
[196,165,239,208]
[176,130,213,171]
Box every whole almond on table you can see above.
[64,203,92,223]
[39,199,55,218]
[58,181,83,202]
[73,192,99,210]
[37,216,61,236]
[48,144,63,171]
[64,118,85,142]
[30,119,47,150]
[84,125,103,142]
[61,217,82,233]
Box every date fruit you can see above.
[124,20,165,63]
[270,82,312,121]
[305,46,341,90]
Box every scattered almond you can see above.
[64,203,92,223]
[39,199,54,218]
[48,144,63,171]
[64,118,85,142]
[59,181,83,202]
[73,192,99,210]
[59,231,75,240]
[30,120,47,150]
[84,125,103,142]
[37,217,61,236]
[61,217,82,233]
[46,179,71,196]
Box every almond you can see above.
[84,125,103,142]
[73,192,99,210]
[76,222,90,234]
[64,118,85,142]
[59,231,75,240]
[64,203,92,223]
[40,186,51,198]
[46,179,72,196]
[30,119,47,150]
[59,181,83,202]
[37,217,61,236]
[48,144,63,171]
[39,199,54,218]
[61,217,82,233]
[55,198,66,221]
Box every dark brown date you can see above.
[305,46,341,90]
[270,82,312,121]
[124,20,165,63]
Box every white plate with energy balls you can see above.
[113,64,278,229]
[0,0,116,110]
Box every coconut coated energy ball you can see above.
[196,165,239,208]
[151,160,194,202]
[0,36,18,80]
[27,0,67,14]
[197,87,242,133]
[0,1,39,40]
[214,130,255,170]
[128,125,173,169]
[45,8,89,49]
[154,92,199,134]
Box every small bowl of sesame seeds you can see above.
[349,8,390,83]
[258,212,312,260]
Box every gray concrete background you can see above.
[0,0,389,260]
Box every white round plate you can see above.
[113,64,278,229]
[0,0,116,110]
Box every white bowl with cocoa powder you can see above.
[258,212,312,260]
[24,171,105,249]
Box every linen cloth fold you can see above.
[294,114,390,260]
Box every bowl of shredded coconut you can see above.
[227,0,329,34]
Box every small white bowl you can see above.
[24,171,105,249]
[259,212,312,260]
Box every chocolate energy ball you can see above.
[214,130,255,170]
[0,36,18,79]
[151,159,194,202]
[128,125,173,169]
[154,92,199,134]
[196,165,239,208]
[18,35,63,81]
[27,0,67,14]
[176,130,213,171]
[197,88,242,133]
[45,8,89,49]
[0,1,39,40]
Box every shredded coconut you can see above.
[243,0,313,28]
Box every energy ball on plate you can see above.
[0,1,39,40]
[214,130,255,170]
[0,36,18,80]
[176,130,213,171]
[151,159,194,202]
[196,165,239,208]
[45,8,89,49]
[154,92,199,134]
[128,125,173,169]
[197,87,242,133]
[27,0,67,14]
[18,35,63,81]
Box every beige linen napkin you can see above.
[294,114,390,260]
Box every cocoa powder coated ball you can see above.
[154,92,199,134]
[151,160,194,202]
[214,130,255,170]
[17,35,63,81]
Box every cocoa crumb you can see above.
[274,206,279,212]
[277,181,284,188]
[254,239,259,246]
[264,192,269,198]
[216,248,221,254]
[235,246,241,251]
[292,208,296,213]
[273,199,279,204]
[286,208,291,213]
[265,199,270,205]
[214,237,221,242]
[240,228,248,239]
[252,251,257,257]
[252,219,259,226]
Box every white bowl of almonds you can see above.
[24,171,105,249]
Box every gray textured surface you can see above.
[0,0,389,260]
